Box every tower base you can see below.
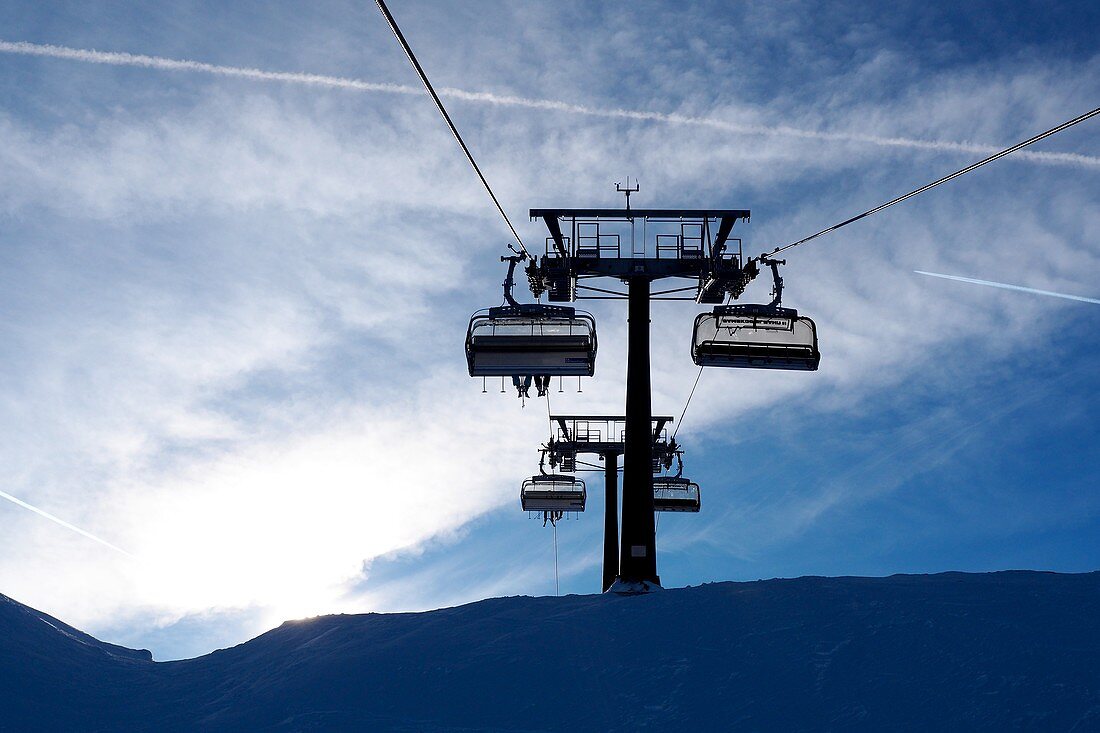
[607,577,663,595]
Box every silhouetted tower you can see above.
[527,203,751,587]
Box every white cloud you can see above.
[4,40,1094,168]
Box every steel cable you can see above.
[374,0,529,256]
[762,106,1100,259]
[671,365,704,442]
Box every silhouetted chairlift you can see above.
[466,251,597,379]
[691,304,820,371]
[691,256,819,371]
[466,304,597,377]
[521,474,587,512]
[653,477,701,512]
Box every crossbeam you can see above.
[551,415,673,445]
[550,414,674,422]
[531,208,750,219]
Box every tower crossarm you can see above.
[545,415,675,464]
[530,208,750,219]
[529,208,755,303]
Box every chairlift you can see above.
[466,251,597,379]
[521,474,586,512]
[692,254,820,370]
[653,476,700,512]
[691,303,820,371]
[466,304,597,377]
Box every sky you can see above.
[0,0,1097,661]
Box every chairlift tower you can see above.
[467,195,819,591]
[544,415,680,591]
[527,201,753,589]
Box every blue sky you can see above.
[0,0,1097,660]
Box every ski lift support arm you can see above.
[501,245,526,307]
[652,418,670,442]
[711,214,743,257]
[541,214,569,259]
[759,255,785,307]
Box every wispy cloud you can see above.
[0,40,417,94]
[0,489,132,556]
[915,270,1100,304]
[1,40,1097,170]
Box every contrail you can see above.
[0,488,133,557]
[915,270,1100,304]
[1,40,1097,170]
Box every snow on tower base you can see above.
[607,577,664,594]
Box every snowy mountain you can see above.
[3,571,1100,732]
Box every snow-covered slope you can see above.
[3,571,1100,732]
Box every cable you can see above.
[670,291,732,442]
[553,521,559,596]
[671,365,704,441]
[544,388,554,442]
[374,0,529,256]
[763,105,1100,259]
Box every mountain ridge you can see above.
[3,570,1100,731]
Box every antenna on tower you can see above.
[615,177,640,211]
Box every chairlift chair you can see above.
[466,304,597,377]
[691,303,820,371]
[653,476,701,512]
[521,474,587,512]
